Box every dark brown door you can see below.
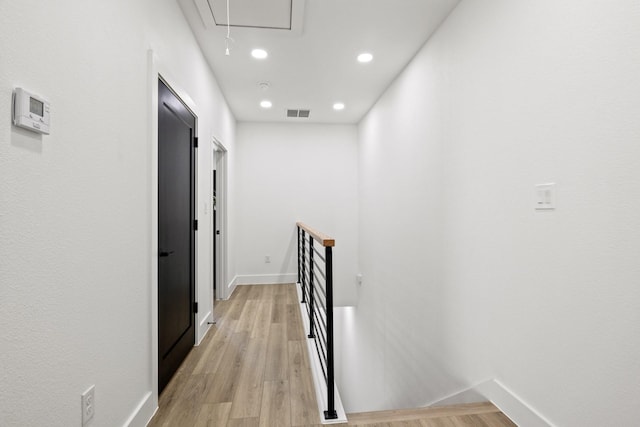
[158,78,196,393]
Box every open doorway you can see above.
[212,167,217,305]
[211,139,228,305]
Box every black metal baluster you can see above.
[308,235,315,339]
[324,245,337,419]
[301,230,306,303]
[297,226,301,286]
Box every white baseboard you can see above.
[227,275,238,299]
[123,391,156,427]
[429,379,553,427]
[199,310,213,328]
[478,379,554,427]
[197,310,214,345]
[234,273,297,285]
[296,283,348,424]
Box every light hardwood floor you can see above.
[149,284,320,427]
[148,284,515,427]
[346,402,516,426]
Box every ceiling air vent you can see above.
[287,109,310,118]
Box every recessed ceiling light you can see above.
[260,100,272,109]
[357,53,373,63]
[333,102,345,111]
[251,49,268,59]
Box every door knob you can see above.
[159,250,175,257]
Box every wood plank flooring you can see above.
[346,402,517,426]
[147,284,515,427]
[148,284,321,427]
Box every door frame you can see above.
[148,50,201,406]
[211,138,229,300]
[157,77,197,393]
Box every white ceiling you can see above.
[178,0,460,124]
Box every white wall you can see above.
[348,0,640,425]
[235,123,358,306]
[0,0,235,425]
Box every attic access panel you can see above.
[208,0,292,30]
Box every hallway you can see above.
[147,284,515,427]
[3,1,640,425]
[148,284,321,426]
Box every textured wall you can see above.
[0,0,235,425]
[348,0,640,424]
[235,122,358,306]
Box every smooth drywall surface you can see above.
[342,19,454,410]
[353,0,640,425]
[235,123,358,306]
[0,0,235,425]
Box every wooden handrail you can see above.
[296,222,335,247]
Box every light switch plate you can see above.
[81,385,95,425]
[535,183,556,210]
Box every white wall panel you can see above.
[0,0,236,425]
[235,123,358,306]
[351,0,640,424]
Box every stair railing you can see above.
[296,222,337,420]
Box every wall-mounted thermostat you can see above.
[13,87,50,135]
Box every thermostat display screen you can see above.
[30,97,44,116]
